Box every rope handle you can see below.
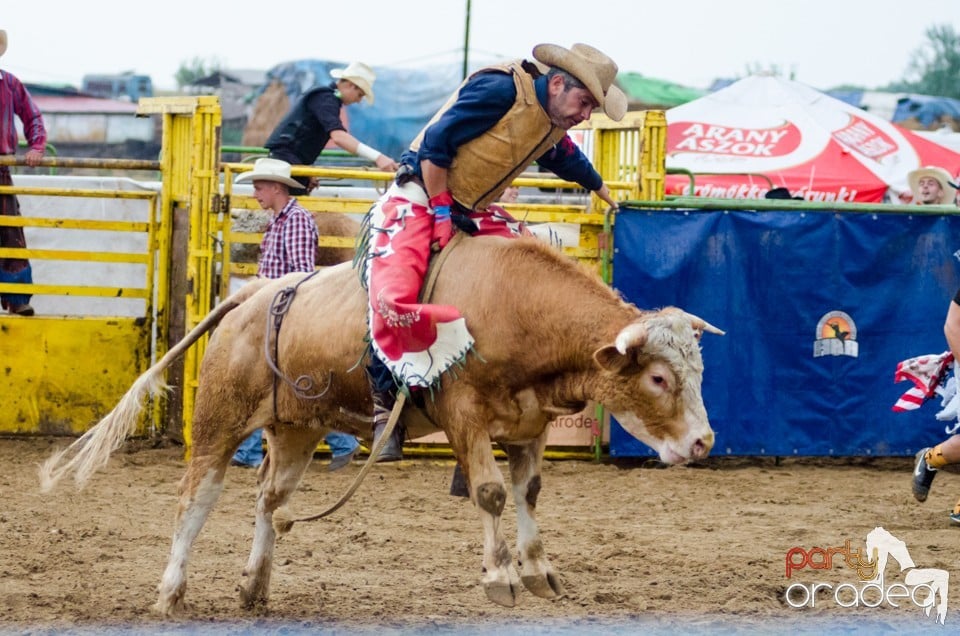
[282,391,407,526]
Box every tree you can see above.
[175,57,224,89]
[885,24,960,99]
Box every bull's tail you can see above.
[39,282,267,492]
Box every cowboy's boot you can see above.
[372,388,405,462]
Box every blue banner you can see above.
[610,206,960,457]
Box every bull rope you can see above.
[274,232,466,534]
[274,390,408,533]
[263,269,331,421]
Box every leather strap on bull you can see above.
[264,270,330,422]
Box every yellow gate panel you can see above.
[0,317,150,435]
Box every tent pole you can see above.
[462,0,471,80]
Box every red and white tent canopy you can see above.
[665,76,960,203]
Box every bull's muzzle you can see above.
[691,429,715,460]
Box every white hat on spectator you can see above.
[235,157,302,189]
[331,62,376,105]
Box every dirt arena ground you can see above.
[1,436,957,634]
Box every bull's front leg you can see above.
[503,434,565,599]
[447,413,521,607]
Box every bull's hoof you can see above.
[153,584,187,617]
[238,583,269,610]
[152,595,184,617]
[484,580,519,607]
[521,572,565,599]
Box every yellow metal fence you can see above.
[0,158,165,434]
[0,97,668,452]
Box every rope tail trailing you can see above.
[38,287,258,493]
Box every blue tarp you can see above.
[609,206,960,457]
[893,95,960,128]
[820,91,960,127]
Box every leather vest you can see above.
[411,61,567,210]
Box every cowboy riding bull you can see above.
[40,39,724,614]
[39,230,723,614]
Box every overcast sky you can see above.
[2,0,957,92]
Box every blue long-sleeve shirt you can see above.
[401,70,602,193]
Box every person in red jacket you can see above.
[0,29,47,316]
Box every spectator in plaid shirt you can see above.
[245,158,319,279]
[230,158,319,468]
[232,157,363,470]
[230,157,362,469]
[0,29,46,317]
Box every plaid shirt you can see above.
[257,198,318,279]
[0,70,46,155]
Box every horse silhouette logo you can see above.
[865,527,948,625]
[785,526,949,625]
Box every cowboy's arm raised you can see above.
[329,130,398,171]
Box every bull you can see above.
[39,233,723,614]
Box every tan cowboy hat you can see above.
[532,43,628,121]
[0,30,7,58]
[907,165,958,205]
[235,157,302,189]
[331,61,376,105]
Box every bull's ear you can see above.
[594,344,640,374]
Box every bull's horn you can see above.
[682,311,725,336]
[615,323,648,354]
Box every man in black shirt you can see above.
[265,61,398,194]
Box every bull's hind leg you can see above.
[237,423,325,609]
[503,434,565,599]
[154,422,247,616]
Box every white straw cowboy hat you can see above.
[907,165,958,205]
[331,61,376,105]
[532,43,628,121]
[0,30,7,58]
[235,157,302,189]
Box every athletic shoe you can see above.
[912,448,937,502]
[949,512,960,526]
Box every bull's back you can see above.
[202,266,365,377]
[429,235,584,365]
